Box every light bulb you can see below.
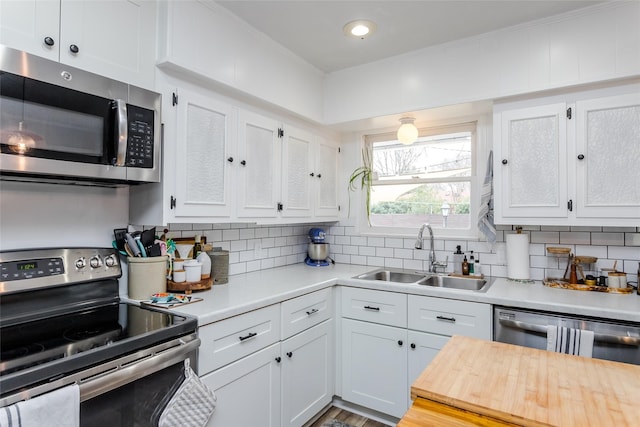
[397,117,418,145]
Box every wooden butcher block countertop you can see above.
[399,336,640,427]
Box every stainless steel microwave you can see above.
[0,46,161,184]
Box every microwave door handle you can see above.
[499,318,640,347]
[114,99,128,166]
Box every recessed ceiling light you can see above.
[343,20,377,39]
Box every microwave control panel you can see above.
[126,105,154,168]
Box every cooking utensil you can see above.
[125,233,141,257]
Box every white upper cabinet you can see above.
[313,137,340,218]
[0,0,156,89]
[494,84,640,226]
[496,103,569,219]
[174,88,235,218]
[236,109,282,219]
[575,93,640,219]
[281,126,314,219]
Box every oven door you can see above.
[0,333,200,427]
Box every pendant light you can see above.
[397,117,418,145]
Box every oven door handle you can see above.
[498,318,640,347]
[79,335,200,401]
[0,333,200,407]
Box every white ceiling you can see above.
[217,0,603,73]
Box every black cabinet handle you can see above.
[306,308,319,316]
[44,37,55,46]
[275,357,281,363]
[502,159,508,165]
[577,154,585,160]
[436,315,456,323]
[410,343,416,349]
[364,305,380,311]
[398,340,403,346]
[239,332,257,341]
[240,160,246,166]
[568,199,573,212]
[277,202,284,211]
[286,351,293,358]
[310,172,315,177]
[227,157,234,163]
[69,44,79,53]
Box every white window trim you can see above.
[353,118,490,240]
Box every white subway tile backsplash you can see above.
[159,222,639,284]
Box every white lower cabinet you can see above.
[281,319,334,427]
[199,289,334,427]
[406,331,449,405]
[341,318,408,418]
[202,343,282,427]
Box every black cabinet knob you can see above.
[240,160,246,166]
[502,159,508,165]
[577,154,585,160]
[69,44,79,54]
[44,37,55,46]
[310,172,314,177]
[410,343,416,349]
[398,340,403,347]
[286,351,293,358]
[227,157,234,163]
[317,173,322,178]
[275,357,281,363]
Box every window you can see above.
[364,122,477,237]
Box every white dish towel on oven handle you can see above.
[0,384,80,427]
[159,358,217,427]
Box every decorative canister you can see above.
[210,249,229,284]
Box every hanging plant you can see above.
[348,147,374,224]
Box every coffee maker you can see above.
[305,228,332,266]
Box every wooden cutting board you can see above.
[407,336,640,427]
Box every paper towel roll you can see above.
[506,233,530,280]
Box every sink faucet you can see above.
[415,223,447,273]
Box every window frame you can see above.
[355,120,482,239]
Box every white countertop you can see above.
[154,263,640,325]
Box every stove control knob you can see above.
[75,257,86,269]
[89,255,103,269]
[105,255,117,267]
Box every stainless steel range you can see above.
[0,247,200,425]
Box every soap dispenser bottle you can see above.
[462,256,470,276]
[453,246,464,274]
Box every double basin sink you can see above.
[353,268,490,292]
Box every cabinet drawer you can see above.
[341,287,407,328]
[408,296,491,339]
[281,288,333,340]
[198,304,281,375]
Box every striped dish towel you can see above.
[477,150,496,244]
[546,325,594,357]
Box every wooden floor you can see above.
[307,406,390,427]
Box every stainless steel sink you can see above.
[353,268,490,291]
[354,269,428,284]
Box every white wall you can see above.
[0,180,129,250]
[324,1,640,125]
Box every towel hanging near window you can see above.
[477,150,496,244]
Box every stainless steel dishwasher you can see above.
[494,306,640,365]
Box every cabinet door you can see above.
[174,89,235,218]
[341,318,408,418]
[407,331,449,407]
[282,319,334,427]
[0,0,60,61]
[202,343,281,427]
[576,93,640,219]
[59,0,156,88]
[497,103,568,219]
[281,126,313,218]
[236,109,281,218]
[314,137,340,218]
